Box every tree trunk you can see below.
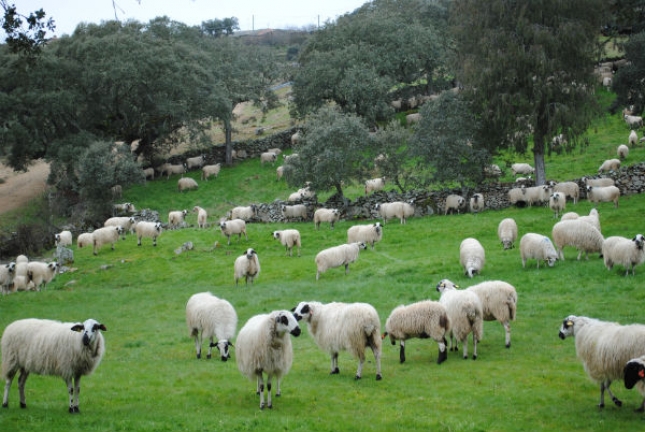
[224,118,233,166]
[533,126,547,186]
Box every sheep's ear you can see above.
[98,324,107,331]
[228,341,234,347]
[71,324,84,332]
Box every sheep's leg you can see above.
[461,337,469,359]
[17,369,29,408]
[194,333,202,359]
[69,375,81,413]
[437,338,448,364]
[600,381,622,408]
[330,353,339,374]
[275,376,282,397]
[257,374,266,410]
[472,333,478,360]
[503,321,511,348]
[206,336,213,359]
[2,370,16,408]
[266,374,273,409]
[370,341,382,381]
[399,340,406,364]
[344,263,350,275]
[355,351,365,380]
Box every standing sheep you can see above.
[508,187,528,206]
[519,233,559,268]
[577,208,602,232]
[104,216,135,237]
[281,204,308,222]
[178,177,198,192]
[26,261,60,290]
[511,163,535,176]
[135,221,162,246]
[234,248,260,286]
[315,242,366,281]
[364,177,386,195]
[219,219,248,245]
[445,194,466,215]
[618,144,630,159]
[383,300,450,364]
[629,130,638,146]
[624,114,643,129]
[91,226,124,256]
[77,232,94,249]
[602,234,645,276]
[459,237,485,278]
[260,151,277,166]
[1,318,107,413]
[201,163,221,180]
[185,155,205,170]
[292,301,383,380]
[347,223,383,250]
[54,230,72,247]
[466,280,517,348]
[375,201,415,224]
[553,181,580,204]
[229,205,257,222]
[0,262,16,295]
[552,219,604,261]
[313,208,340,230]
[185,292,237,360]
[469,193,485,214]
[168,209,188,229]
[586,185,620,208]
[497,218,518,250]
[272,229,301,257]
[276,165,284,181]
[235,310,301,409]
[549,192,566,218]
[192,206,208,229]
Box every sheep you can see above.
[522,185,551,207]
[364,177,386,195]
[519,233,559,268]
[297,184,315,200]
[347,222,383,250]
[185,292,237,361]
[618,144,630,159]
[77,232,94,249]
[1,318,107,413]
[313,208,340,230]
[561,211,579,221]
[598,158,621,173]
[54,230,72,247]
[444,194,466,215]
[382,300,450,364]
[315,242,366,281]
[168,209,188,229]
[26,261,60,290]
[578,208,602,232]
[234,248,260,286]
[143,167,155,180]
[583,176,615,188]
[287,191,304,202]
[508,187,528,206]
[0,262,16,295]
[159,162,187,179]
[113,202,135,214]
[266,147,282,156]
[549,192,566,218]
[235,310,301,409]
[276,165,284,180]
[91,226,124,255]
[290,131,301,145]
[219,219,247,245]
[192,206,208,229]
[586,185,620,208]
[497,218,518,250]
[552,219,604,261]
[185,155,205,170]
[12,276,29,292]
[435,279,484,360]
[104,216,135,237]
[624,114,643,129]
[272,229,301,257]
[511,163,535,176]
[553,181,580,204]
[178,177,198,192]
[229,205,257,222]
[292,301,382,380]
[406,112,421,124]
[201,163,221,180]
[459,237,485,278]
[13,255,29,290]
[375,201,415,224]
[559,315,645,409]
[465,280,517,348]
[260,151,277,166]
[623,356,645,412]
[629,130,638,146]
[469,193,485,214]
[602,234,645,276]
[281,204,308,222]
[134,221,162,246]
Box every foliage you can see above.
[369,121,420,192]
[613,31,645,115]
[200,17,240,37]
[0,1,55,57]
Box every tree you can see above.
[613,31,645,115]
[201,17,239,38]
[369,121,419,192]
[1,1,55,57]
[451,0,605,185]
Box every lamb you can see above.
[260,151,277,166]
[54,230,73,247]
[469,193,485,214]
[598,158,621,173]
[459,237,485,278]
[552,219,604,260]
[134,221,162,246]
[624,114,643,129]
[629,130,638,146]
[347,222,383,250]
[315,242,366,281]
[623,356,645,412]
[26,261,60,290]
[292,301,382,380]
[586,185,620,208]
[177,177,198,192]
[219,219,247,245]
[465,280,517,348]
[497,218,518,250]
[553,181,580,204]
[313,208,340,230]
[382,300,450,364]
[185,292,237,360]
[201,163,221,180]
[618,144,630,159]
[364,177,386,195]
[602,234,645,276]
[91,226,124,255]
[444,194,466,215]
[185,155,205,170]
[583,176,615,188]
[281,204,308,222]
[235,310,301,409]
[272,229,302,257]
[559,315,645,409]
[229,205,257,222]
[435,279,484,359]
[192,206,208,229]
[104,216,135,237]
[549,192,566,218]
[76,232,94,249]
[375,201,415,224]
[1,318,107,413]
[168,209,188,229]
[234,248,260,286]
[0,262,16,295]
[511,163,535,176]
[519,233,559,268]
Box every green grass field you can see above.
[2,104,645,431]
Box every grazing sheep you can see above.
[234,248,260,286]
[466,280,517,348]
[192,206,208,229]
[229,205,257,222]
[26,261,60,290]
[313,208,340,230]
[511,163,535,176]
[553,181,581,204]
[552,219,604,261]
[445,194,466,215]
[549,192,566,218]
[586,185,620,208]
[168,209,188,229]
[598,158,621,173]
[292,301,382,380]
[266,147,282,156]
[347,222,383,250]
[375,201,415,224]
[618,144,630,159]
[315,242,366,281]
[383,300,450,364]
[519,233,559,268]
[235,310,301,410]
[113,202,136,214]
[469,193,485,214]
[435,279,484,360]
[497,218,518,250]
[281,204,308,222]
[201,163,221,180]
[559,315,645,409]
[583,176,615,188]
[91,226,123,255]
[459,237,485,278]
[365,177,386,195]
[624,114,643,129]
[76,232,94,249]
[134,221,162,246]
[185,292,237,360]
[104,216,135,237]
[272,229,302,257]
[260,151,277,166]
[623,356,645,412]
[629,130,638,146]
[159,162,187,179]
[185,155,205,170]
[602,234,645,276]
[178,177,198,192]
[276,165,284,180]
[219,219,247,245]
[1,318,107,413]
[54,230,72,247]
[0,262,16,295]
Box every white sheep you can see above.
[292,301,383,380]
[484,164,502,179]
[260,151,277,166]
[91,226,124,256]
[297,185,315,200]
[315,242,366,281]
[104,216,135,237]
[586,185,620,208]
[459,237,485,278]
[272,229,302,257]
[178,177,198,192]
[219,219,247,245]
[552,219,604,260]
[624,114,643,129]
[185,292,237,361]
[266,147,282,156]
[618,144,630,159]
[26,261,60,290]
[375,201,415,224]
[276,165,284,180]
[559,315,645,409]
[313,208,340,230]
[0,262,16,295]
[522,185,551,207]
[347,222,383,250]
[234,248,260,286]
[281,204,308,222]
[77,232,94,249]
[143,167,155,180]
[383,300,450,364]
[1,318,107,413]
[577,208,602,232]
[519,233,559,268]
[583,176,615,188]
[134,221,162,246]
[185,155,205,170]
[561,211,579,221]
[598,158,621,173]
[629,130,638,146]
[553,181,580,204]
[497,218,518,250]
[549,192,566,218]
[192,206,208,229]
[602,234,645,276]
[201,163,221,180]
[168,209,188,229]
[444,194,466,215]
[435,279,484,360]
[511,163,535,176]
[229,205,257,222]
[466,280,517,348]
[54,230,72,247]
[623,356,645,412]
[159,162,187,179]
[364,177,386,195]
[469,193,485,214]
[508,187,528,206]
[235,310,301,409]
[287,191,304,202]
[113,202,136,214]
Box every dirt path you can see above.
[0,160,50,215]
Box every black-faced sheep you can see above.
[469,193,485,214]
[91,226,124,255]
[168,209,188,229]
[135,221,162,246]
[445,194,466,215]
[459,237,485,278]
[219,219,247,245]
[552,181,580,204]
[0,262,16,295]
[234,248,260,286]
[315,242,366,281]
[624,356,645,412]
[602,234,645,276]
[113,202,136,214]
[260,151,277,166]
[313,208,340,230]
[586,185,620,208]
[185,292,237,361]
[272,229,301,257]
[347,223,383,250]
[552,219,604,261]
[549,192,566,218]
[497,218,518,250]
[519,233,558,268]
[104,216,135,237]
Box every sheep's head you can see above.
[275,311,301,337]
[210,340,233,362]
[558,316,576,340]
[624,358,645,390]
[5,262,16,273]
[272,231,281,240]
[291,302,312,322]
[436,279,458,293]
[244,248,257,259]
[71,319,107,347]
[633,234,645,250]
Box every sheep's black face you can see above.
[624,360,645,389]
[213,340,232,362]
[292,302,310,321]
[633,234,645,250]
[277,312,301,336]
[558,317,575,340]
